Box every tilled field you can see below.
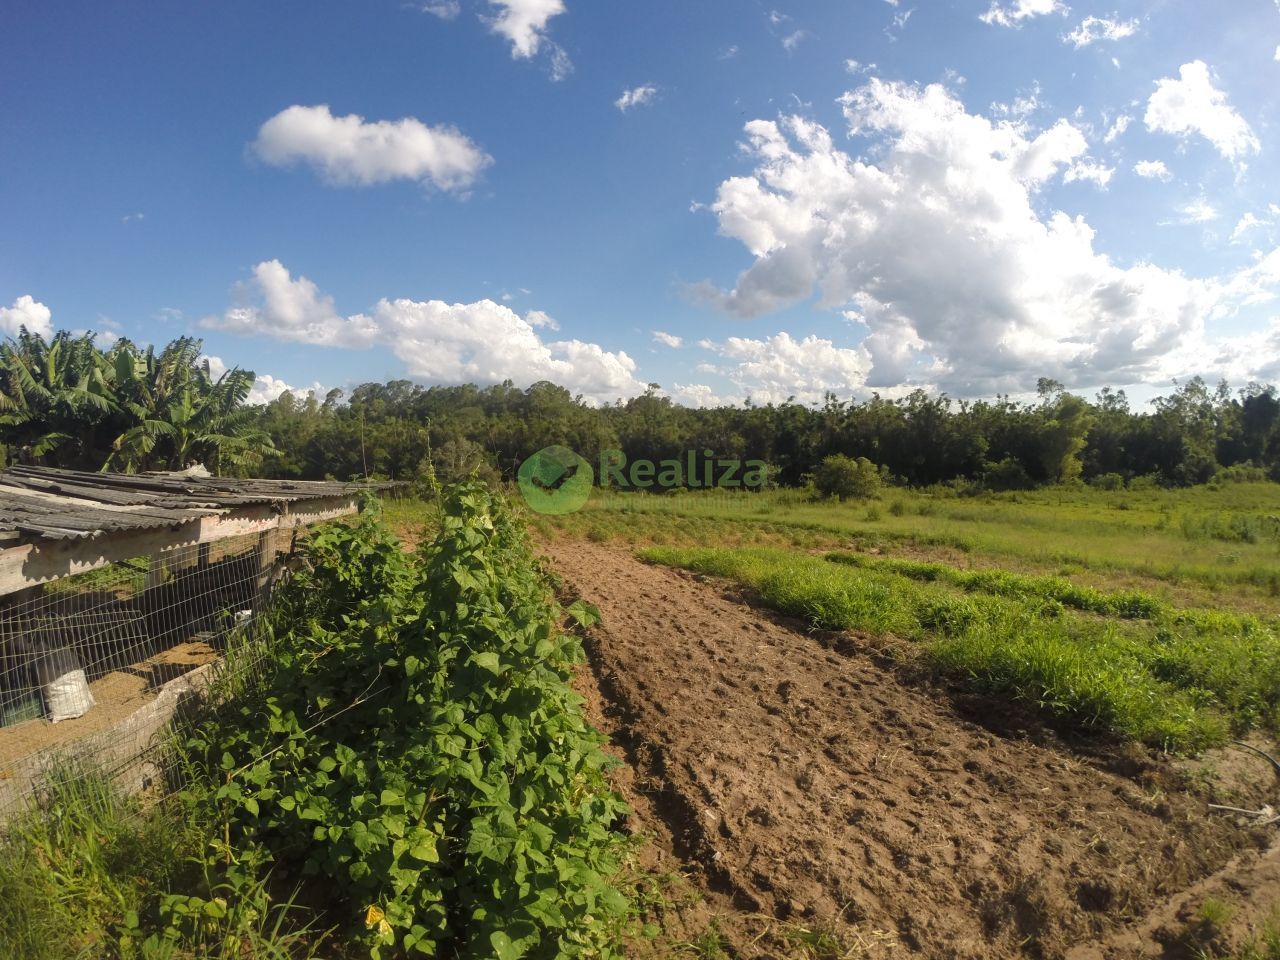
[544,539,1280,959]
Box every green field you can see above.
[537,481,1280,752]
[6,480,1280,958]
[536,482,1280,609]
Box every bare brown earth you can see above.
[542,538,1280,960]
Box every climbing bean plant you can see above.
[184,484,631,958]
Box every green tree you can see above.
[0,330,271,475]
[1038,392,1094,483]
[0,330,116,469]
[104,338,273,473]
[813,454,882,500]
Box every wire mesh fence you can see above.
[0,531,286,820]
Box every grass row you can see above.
[638,546,1280,751]
[824,550,1166,619]
[569,484,1280,601]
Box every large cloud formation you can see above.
[0,296,53,338]
[690,333,871,406]
[204,260,644,404]
[252,105,492,192]
[698,78,1278,396]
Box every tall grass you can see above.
[0,763,327,959]
[638,546,1280,750]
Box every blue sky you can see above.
[2,0,1279,407]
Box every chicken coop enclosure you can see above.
[0,465,380,819]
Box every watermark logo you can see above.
[599,450,767,492]
[518,445,595,515]
[519,446,768,514]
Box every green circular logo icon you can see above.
[517,445,593,515]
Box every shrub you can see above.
[1129,473,1163,491]
[1213,463,1270,484]
[982,457,1034,491]
[1089,472,1126,491]
[812,454,882,501]
[422,437,502,488]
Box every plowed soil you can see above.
[543,538,1280,959]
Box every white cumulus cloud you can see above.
[421,0,460,19]
[252,105,492,192]
[695,78,1261,395]
[664,383,722,408]
[698,332,872,405]
[980,0,1064,28]
[1179,198,1218,223]
[1231,212,1266,243]
[1134,159,1172,181]
[652,330,683,348]
[1103,114,1131,143]
[203,354,321,406]
[1064,160,1115,188]
[1144,61,1260,164]
[1064,15,1138,47]
[485,0,565,58]
[0,295,53,339]
[615,85,658,112]
[208,260,378,347]
[782,29,806,51]
[204,261,644,404]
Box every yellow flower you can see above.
[365,906,393,940]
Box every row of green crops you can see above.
[0,486,637,959]
[180,484,633,959]
[639,546,1280,751]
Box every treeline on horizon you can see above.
[263,375,1280,492]
[3,329,1280,491]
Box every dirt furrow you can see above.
[544,538,1268,959]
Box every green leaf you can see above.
[489,931,523,960]
[566,600,602,629]
[202,898,228,920]
[408,833,439,863]
[380,788,405,807]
